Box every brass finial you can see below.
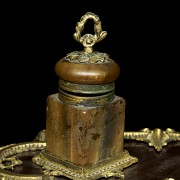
[73,12,107,53]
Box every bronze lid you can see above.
[55,55,120,85]
[55,12,120,85]
[54,12,120,106]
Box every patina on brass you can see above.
[124,128,180,151]
[32,12,138,179]
[0,128,180,179]
[0,142,46,179]
[0,12,179,180]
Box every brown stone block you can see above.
[46,93,125,166]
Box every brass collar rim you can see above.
[59,80,115,94]
[58,89,115,106]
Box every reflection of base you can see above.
[32,150,138,180]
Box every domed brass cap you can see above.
[55,12,120,106]
[55,52,120,85]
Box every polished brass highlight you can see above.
[124,128,180,151]
[73,12,107,53]
[0,144,16,151]
[0,156,22,170]
[0,172,43,180]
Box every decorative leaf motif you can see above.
[124,128,180,151]
[97,31,107,42]
[73,12,107,53]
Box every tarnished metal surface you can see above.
[59,80,115,94]
[55,58,120,85]
[58,89,115,106]
[45,94,126,166]
[65,51,110,63]
[33,149,137,179]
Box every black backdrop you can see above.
[1,1,179,146]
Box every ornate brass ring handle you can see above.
[73,12,107,53]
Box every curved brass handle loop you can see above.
[73,12,107,53]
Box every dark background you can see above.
[1,1,179,146]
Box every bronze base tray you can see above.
[0,141,179,179]
[0,128,179,180]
